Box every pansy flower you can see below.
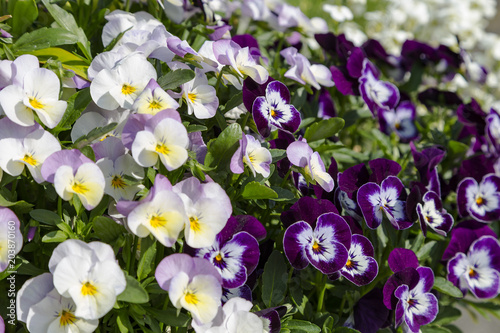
[359,59,399,116]
[156,253,222,325]
[457,173,500,223]
[379,101,418,142]
[417,191,453,237]
[252,80,301,138]
[287,140,334,192]
[448,235,500,298]
[338,234,378,286]
[283,212,351,274]
[132,78,179,115]
[230,134,272,178]
[357,175,412,230]
[0,208,22,273]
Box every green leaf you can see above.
[137,240,157,281]
[283,319,321,333]
[52,88,91,133]
[303,118,345,142]
[42,230,68,243]
[145,307,191,327]
[93,216,126,243]
[30,209,61,226]
[261,250,288,307]
[270,186,295,201]
[18,47,89,79]
[186,124,208,133]
[117,274,150,303]
[204,123,242,168]
[433,277,463,298]
[13,27,79,52]
[270,149,286,163]
[433,307,461,326]
[157,69,196,90]
[10,0,38,36]
[420,325,452,333]
[222,92,243,113]
[40,0,91,60]
[0,192,33,213]
[242,182,278,200]
[73,122,117,148]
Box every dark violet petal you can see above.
[232,34,259,50]
[357,182,383,229]
[471,236,500,273]
[346,47,365,78]
[416,267,435,293]
[406,185,422,223]
[283,221,312,270]
[222,284,252,303]
[353,288,390,333]
[316,213,352,249]
[405,293,439,332]
[457,177,476,218]
[317,89,337,119]
[338,163,370,197]
[459,154,496,183]
[383,267,420,310]
[351,234,374,257]
[446,252,468,296]
[281,197,338,229]
[218,215,267,244]
[427,167,441,196]
[417,88,462,110]
[389,248,419,273]
[342,255,378,286]
[330,65,358,96]
[305,238,348,275]
[266,80,291,104]
[368,158,402,184]
[276,105,301,134]
[229,231,260,276]
[256,309,281,333]
[252,96,271,137]
[328,271,341,281]
[394,284,408,327]
[242,76,275,112]
[342,215,363,235]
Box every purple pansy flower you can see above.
[457,173,500,223]
[379,101,418,142]
[339,234,378,286]
[281,196,339,229]
[357,176,412,230]
[417,191,453,237]
[283,212,351,274]
[252,81,301,138]
[345,288,390,333]
[486,110,500,155]
[383,248,420,310]
[359,59,400,116]
[395,266,438,333]
[447,235,500,299]
[410,142,446,196]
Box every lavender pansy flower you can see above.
[448,235,500,299]
[283,212,351,274]
[457,173,500,222]
[252,80,300,138]
[287,141,334,192]
[359,59,399,116]
[357,175,412,230]
[339,234,378,286]
[395,266,438,333]
[230,134,272,178]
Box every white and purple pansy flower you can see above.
[195,231,260,289]
[359,59,399,116]
[417,191,454,237]
[357,175,412,230]
[447,235,500,299]
[457,173,500,223]
[395,266,438,333]
[339,234,378,286]
[252,80,301,138]
[283,212,351,274]
[379,101,418,142]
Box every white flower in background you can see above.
[323,4,353,22]
[0,208,22,273]
[49,240,126,320]
[0,118,60,183]
[71,108,130,143]
[90,52,157,110]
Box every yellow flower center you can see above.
[150,215,166,228]
[312,241,321,253]
[121,84,136,95]
[469,268,478,278]
[215,253,223,263]
[72,182,88,194]
[395,122,401,130]
[189,216,201,232]
[184,291,198,305]
[270,108,277,118]
[149,99,163,110]
[476,196,484,205]
[187,93,197,103]
[345,259,353,268]
[111,175,126,189]
[81,281,98,296]
[29,97,44,109]
[22,154,38,166]
[155,143,170,155]
[59,310,76,326]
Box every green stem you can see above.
[126,235,138,274]
[280,168,292,187]
[215,67,225,95]
[57,197,62,218]
[316,272,327,313]
[338,293,347,317]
